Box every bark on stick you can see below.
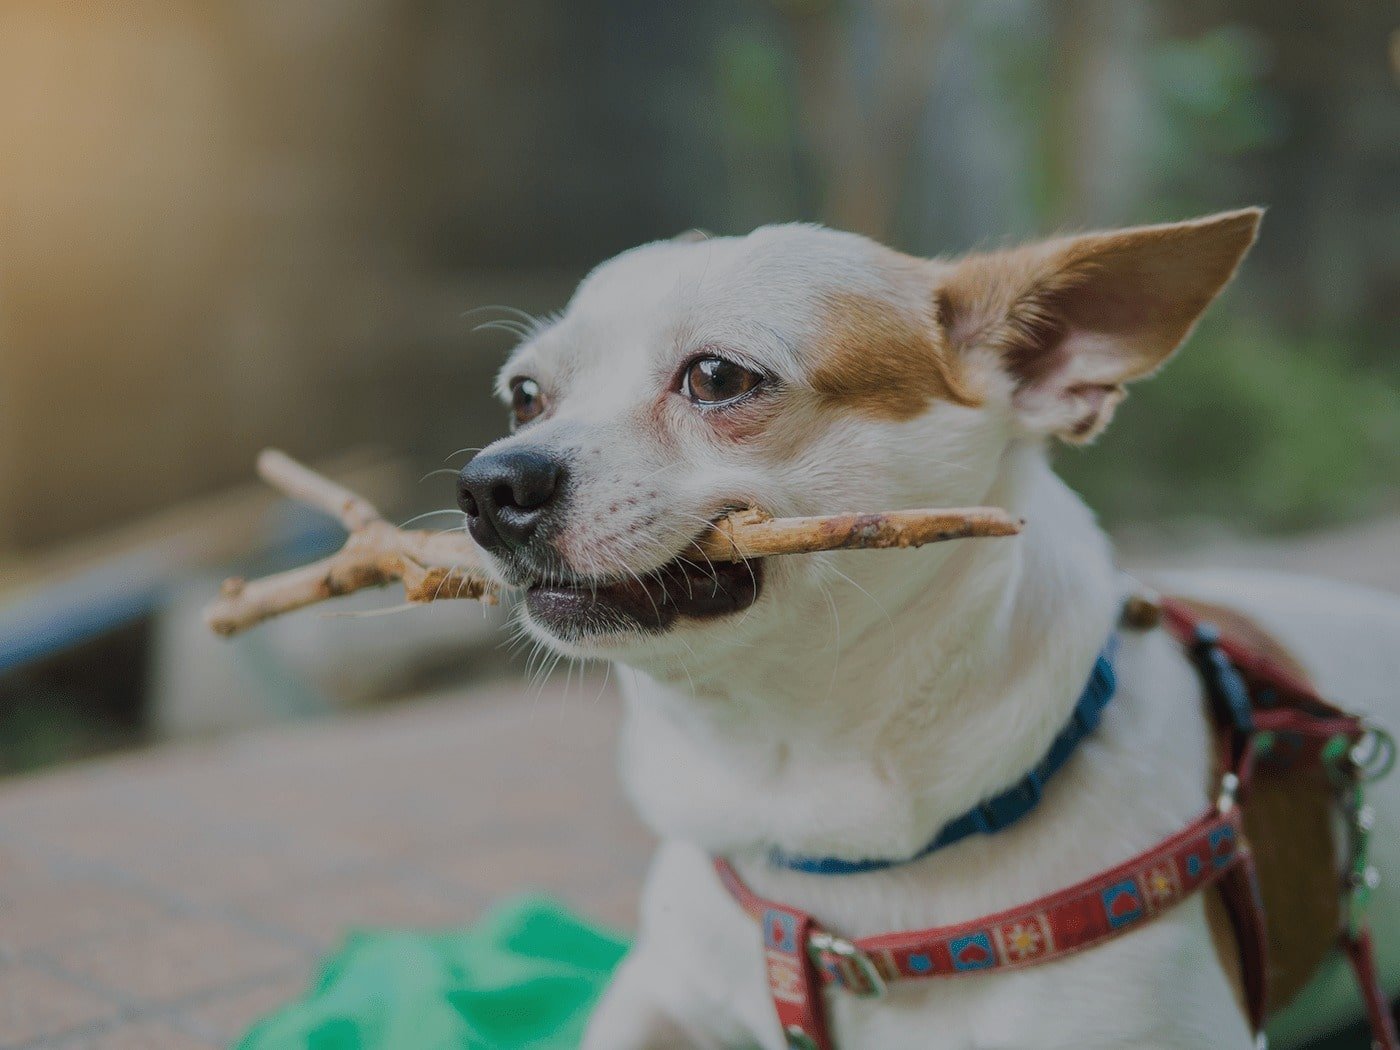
[204,450,1021,636]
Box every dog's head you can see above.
[459,212,1259,668]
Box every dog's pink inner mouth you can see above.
[524,554,763,637]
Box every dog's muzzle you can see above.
[458,448,764,639]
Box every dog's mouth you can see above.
[523,549,764,640]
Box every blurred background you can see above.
[0,1,1396,768]
[0,3,1396,1047]
[1,0,1397,772]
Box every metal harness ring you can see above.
[1350,723,1397,783]
[809,931,887,999]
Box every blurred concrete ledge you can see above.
[0,450,404,674]
[1119,514,1400,594]
[0,448,510,750]
[151,578,508,738]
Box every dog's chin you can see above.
[521,555,764,651]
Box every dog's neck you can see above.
[616,441,1122,862]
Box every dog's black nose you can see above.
[457,448,563,552]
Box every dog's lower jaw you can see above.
[524,557,764,642]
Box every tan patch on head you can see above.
[809,290,981,422]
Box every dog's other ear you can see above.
[671,228,713,243]
[935,209,1262,442]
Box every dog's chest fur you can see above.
[608,457,1249,1047]
[618,624,1252,1048]
[606,461,1395,1049]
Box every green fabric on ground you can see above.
[237,897,630,1050]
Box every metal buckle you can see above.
[809,931,887,999]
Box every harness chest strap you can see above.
[713,599,1396,1050]
[714,806,1252,1050]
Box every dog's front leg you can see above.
[582,949,748,1050]
[581,840,779,1050]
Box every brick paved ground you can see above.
[0,680,652,1049]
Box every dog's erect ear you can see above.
[935,209,1262,442]
[671,228,713,243]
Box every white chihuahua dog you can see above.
[456,211,1400,1049]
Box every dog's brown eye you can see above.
[509,377,546,428]
[682,356,763,406]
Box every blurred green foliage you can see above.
[718,31,793,142]
[704,4,1397,534]
[1150,26,1285,160]
[1061,319,1400,531]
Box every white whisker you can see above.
[397,508,464,529]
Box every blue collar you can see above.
[770,637,1119,876]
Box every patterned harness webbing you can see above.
[712,596,1397,1050]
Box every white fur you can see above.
[468,224,1400,1049]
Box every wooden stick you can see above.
[204,454,498,636]
[254,449,382,531]
[689,507,1022,562]
[204,450,1021,636]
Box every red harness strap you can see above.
[714,598,1396,1050]
[715,807,1250,1050]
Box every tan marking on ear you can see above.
[809,290,981,422]
[941,209,1262,373]
[1174,596,1342,1014]
[937,209,1262,440]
